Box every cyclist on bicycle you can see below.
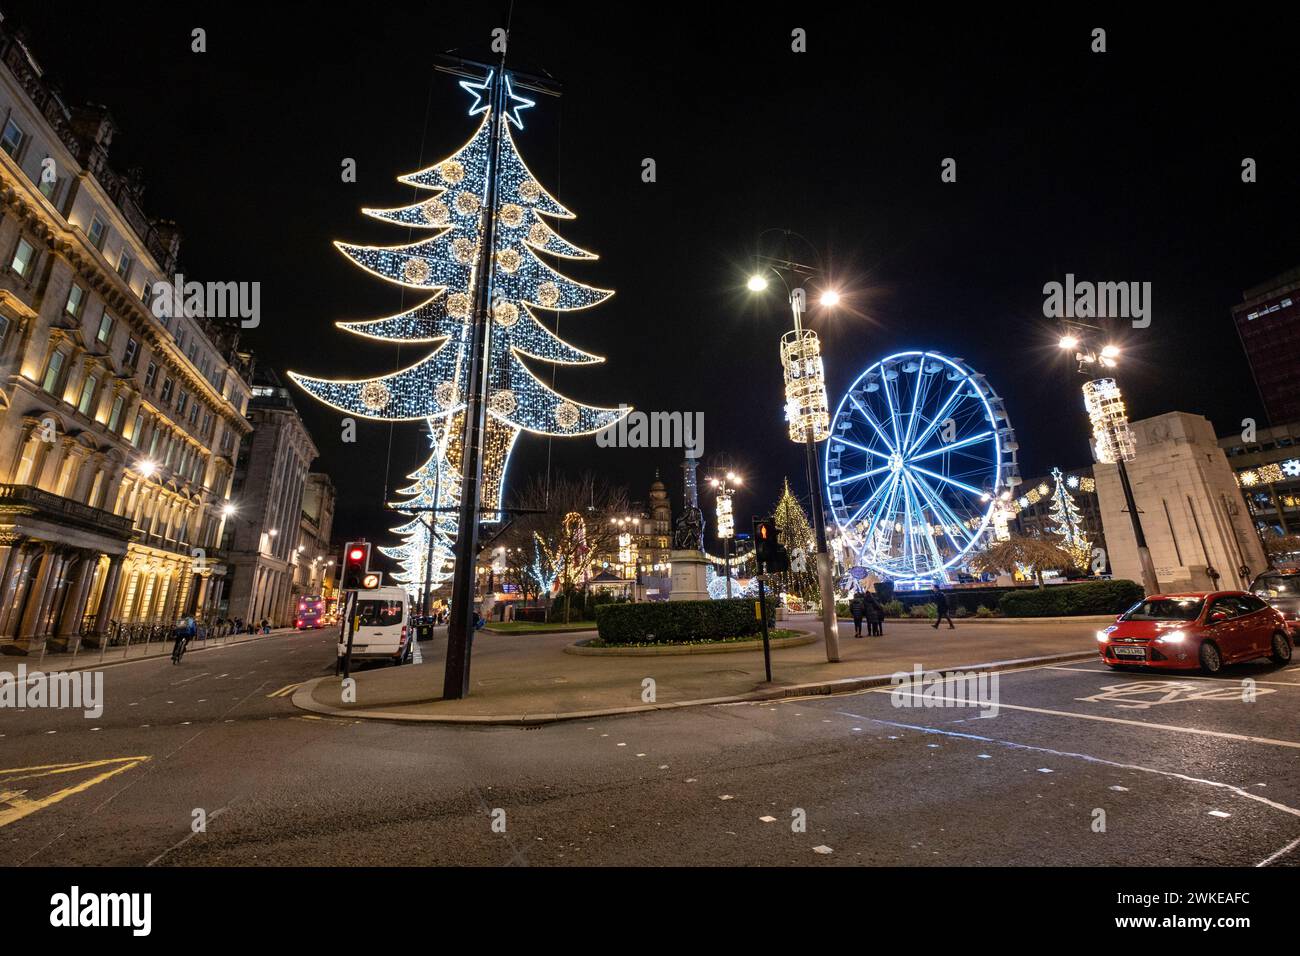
[171,615,197,663]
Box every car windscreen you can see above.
[356,599,403,627]
[1121,598,1204,621]
[1254,575,1298,596]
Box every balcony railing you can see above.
[0,483,135,538]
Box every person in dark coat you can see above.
[932,588,955,630]
[864,591,884,636]
[849,590,867,638]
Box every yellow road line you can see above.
[266,682,303,698]
[0,757,150,828]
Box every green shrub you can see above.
[595,597,777,645]
[974,605,996,618]
[909,602,937,619]
[997,579,1144,617]
[835,601,849,616]
[954,605,969,618]
[883,600,905,618]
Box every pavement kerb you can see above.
[563,631,818,656]
[290,648,1099,725]
[0,629,301,674]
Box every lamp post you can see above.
[1058,330,1160,595]
[708,472,741,598]
[748,232,842,663]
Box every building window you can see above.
[0,118,24,157]
[97,312,114,344]
[124,336,140,368]
[117,250,133,281]
[130,412,144,447]
[78,375,98,416]
[11,238,36,278]
[144,361,157,389]
[0,314,8,351]
[38,157,58,201]
[87,215,107,250]
[108,394,125,433]
[176,391,188,416]
[160,377,174,404]
[41,350,66,394]
[64,284,86,319]
[188,402,199,425]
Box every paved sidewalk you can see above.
[295,614,1111,723]
[0,627,301,673]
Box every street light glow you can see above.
[819,289,840,307]
[1100,344,1121,359]
[136,459,158,478]
[1058,335,1079,350]
[747,274,768,292]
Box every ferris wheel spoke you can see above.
[846,469,897,528]
[907,429,995,464]
[881,372,905,450]
[908,463,985,498]
[836,435,894,462]
[905,378,969,457]
[902,472,945,571]
[848,396,897,454]
[830,464,891,487]
[859,471,904,560]
[905,468,976,549]
[901,352,929,452]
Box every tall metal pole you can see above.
[791,288,841,662]
[1115,456,1159,595]
[443,67,507,700]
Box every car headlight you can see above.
[1095,631,1110,642]
[1157,630,1186,644]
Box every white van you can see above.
[340,586,412,665]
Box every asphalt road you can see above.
[3,627,1298,866]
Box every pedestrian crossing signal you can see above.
[754,518,790,574]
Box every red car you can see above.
[1097,591,1294,674]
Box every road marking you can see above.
[1258,835,1300,867]
[837,710,1300,823]
[1044,664,1300,687]
[874,687,1300,749]
[0,757,151,829]
[170,672,210,686]
[266,682,303,698]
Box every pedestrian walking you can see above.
[865,591,884,637]
[932,588,955,630]
[849,590,867,638]
[260,617,270,634]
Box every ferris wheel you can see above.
[825,351,1020,583]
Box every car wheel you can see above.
[1271,631,1293,665]
[1199,641,1223,675]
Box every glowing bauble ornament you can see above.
[403,259,430,284]
[496,248,522,273]
[519,180,541,202]
[498,203,524,227]
[446,292,471,318]
[438,160,465,184]
[492,301,519,327]
[489,389,517,416]
[435,382,457,409]
[555,402,579,429]
[360,381,391,411]
[528,223,549,246]
[455,192,480,215]
[537,281,560,307]
[421,199,449,224]
[452,238,477,264]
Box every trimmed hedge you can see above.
[997,579,1144,617]
[595,598,777,645]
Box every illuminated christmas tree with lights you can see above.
[1047,467,1091,572]
[289,70,627,596]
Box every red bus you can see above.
[296,594,325,630]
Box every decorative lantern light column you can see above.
[708,472,742,598]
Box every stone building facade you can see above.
[1094,412,1265,593]
[293,471,338,612]
[0,22,252,656]
[223,369,319,627]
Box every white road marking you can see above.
[875,687,1300,749]
[837,710,1300,825]
[1258,835,1300,867]
[1044,664,1300,687]
[1208,810,1231,818]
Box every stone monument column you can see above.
[669,453,710,601]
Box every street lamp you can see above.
[747,230,843,663]
[1058,328,1159,595]
[708,472,742,598]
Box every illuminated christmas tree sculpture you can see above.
[1047,467,1091,571]
[773,478,818,601]
[289,72,627,597]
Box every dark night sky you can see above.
[8,2,1299,558]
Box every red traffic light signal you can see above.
[342,541,371,590]
[753,518,790,574]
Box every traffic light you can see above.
[754,518,789,574]
[342,541,371,590]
